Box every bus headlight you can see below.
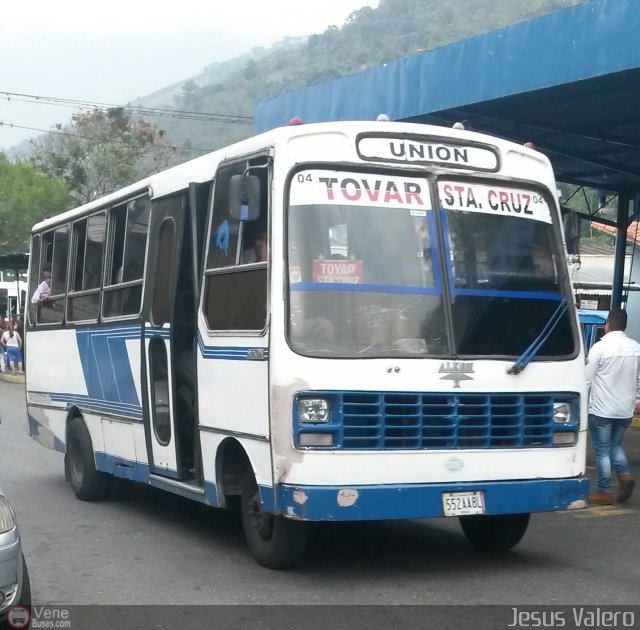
[0,496,15,534]
[298,398,330,424]
[553,402,572,424]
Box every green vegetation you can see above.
[0,153,70,252]
[30,108,180,206]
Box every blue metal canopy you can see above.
[255,0,640,193]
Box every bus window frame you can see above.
[28,192,152,329]
[27,234,42,328]
[66,211,107,325]
[33,224,70,328]
[434,172,579,361]
[101,194,151,323]
[201,153,271,337]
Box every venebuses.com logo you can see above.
[7,605,71,628]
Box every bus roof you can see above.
[32,120,553,232]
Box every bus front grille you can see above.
[339,392,554,449]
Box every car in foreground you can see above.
[0,486,30,626]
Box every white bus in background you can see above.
[0,269,27,320]
[25,121,588,568]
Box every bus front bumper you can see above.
[272,477,589,521]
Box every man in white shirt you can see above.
[585,308,638,505]
[31,269,51,304]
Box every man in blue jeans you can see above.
[585,308,638,505]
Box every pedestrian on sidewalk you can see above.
[585,308,638,505]
[0,320,6,372]
[1,320,23,375]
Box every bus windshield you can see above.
[287,169,576,359]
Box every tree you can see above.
[30,108,180,205]
[181,80,203,109]
[0,153,70,252]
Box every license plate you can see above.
[442,491,486,516]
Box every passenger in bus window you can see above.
[242,226,267,263]
[31,268,51,304]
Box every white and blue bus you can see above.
[0,270,27,321]
[25,121,588,568]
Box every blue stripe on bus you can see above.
[197,331,269,361]
[144,327,171,339]
[93,452,227,507]
[289,282,442,295]
[94,452,150,483]
[451,289,564,301]
[92,333,120,403]
[75,326,142,414]
[426,209,443,293]
[78,325,140,335]
[49,393,143,420]
[277,478,589,521]
[27,414,66,453]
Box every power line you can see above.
[0,90,253,124]
[0,120,215,154]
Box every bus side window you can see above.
[206,163,243,270]
[37,226,69,325]
[102,197,150,319]
[67,212,106,323]
[203,158,269,332]
[27,234,42,327]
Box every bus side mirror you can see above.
[229,174,261,222]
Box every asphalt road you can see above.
[1,379,639,610]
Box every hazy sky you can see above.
[0,0,378,151]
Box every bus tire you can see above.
[240,473,308,569]
[66,417,110,501]
[459,513,530,551]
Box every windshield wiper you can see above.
[507,298,569,375]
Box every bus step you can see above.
[149,474,206,503]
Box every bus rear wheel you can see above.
[240,473,308,569]
[66,417,110,501]
[459,513,530,551]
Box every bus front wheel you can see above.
[240,473,308,569]
[459,513,530,551]
[66,417,110,501]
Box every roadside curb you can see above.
[0,372,25,385]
